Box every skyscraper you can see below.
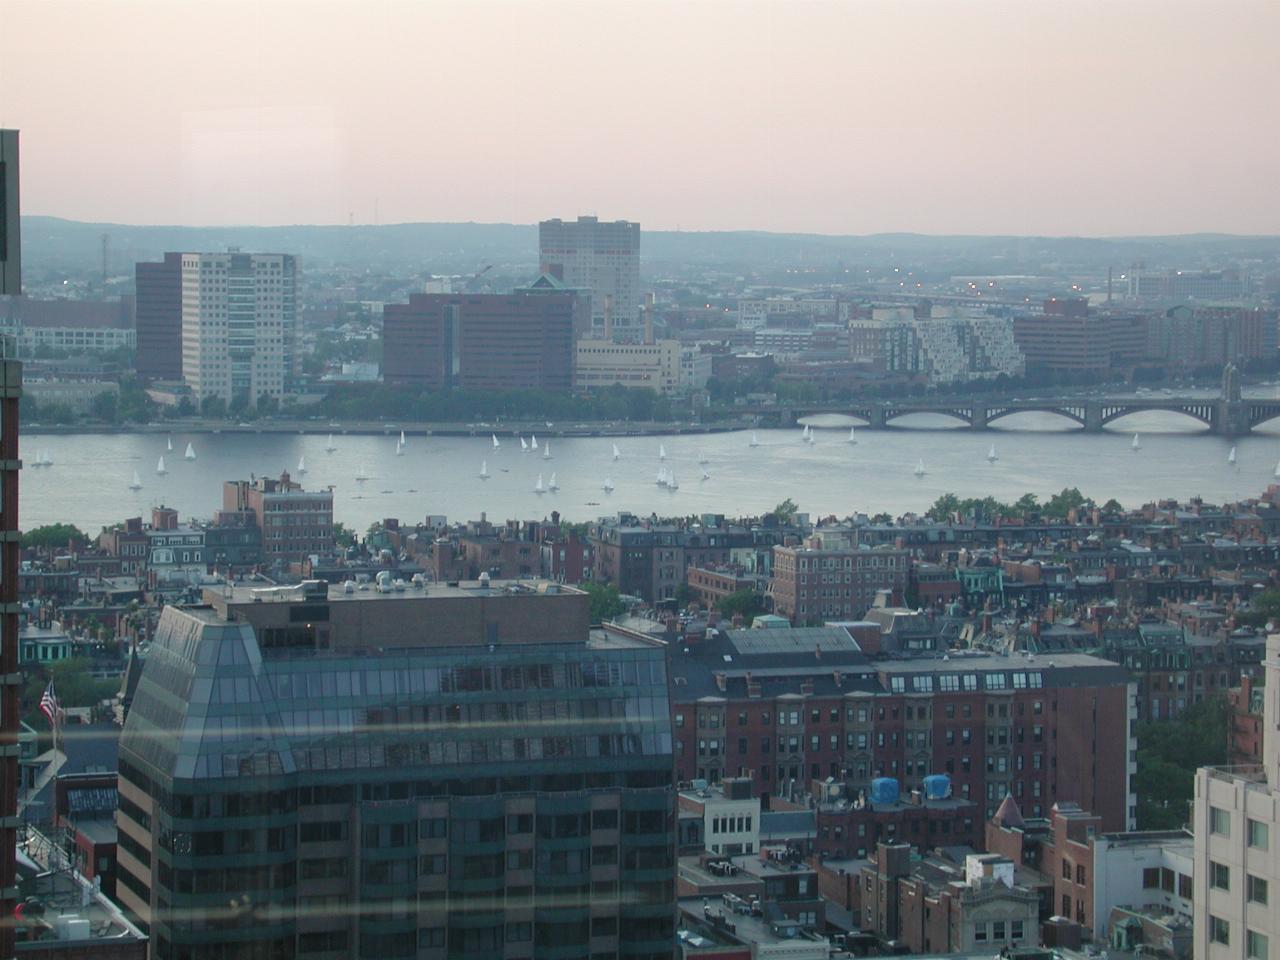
[0,130,19,296]
[117,581,676,960]
[135,253,184,381]
[538,217,640,341]
[180,252,297,406]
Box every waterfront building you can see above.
[382,290,578,393]
[1193,633,1280,960]
[135,253,183,381]
[539,216,641,341]
[573,339,681,395]
[0,339,19,958]
[117,579,676,960]
[666,624,1135,832]
[179,252,297,405]
[1127,268,1251,301]
[223,472,334,569]
[735,298,838,332]
[849,306,1024,384]
[0,129,19,295]
[0,296,135,359]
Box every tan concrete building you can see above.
[1193,633,1280,960]
[574,338,681,394]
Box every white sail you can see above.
[848,427,857,443]
[987,445,997,462]
[531,435,538,450]
[698,450,708,464]
[701,469,711,481]
[1274,459,1280,479]
[914,459,926,477]
[534,473,545,494]
[400,430,406,447]
[297,455,306,475]
[656,468,667,486]
[326,434,336,452]
[1228,446,1237,465]
[612,443,621,461]
[492,434,500,449]
[750,432,759,447]
[659,444,667,461]
[543,442,551,461]
[167,436,173,452]
[603,477,615,492]
[395,439,404,456]
[1131,433,1141,451]
[669,472,679,490]
[479,460,490,479]
[129,470,143,490]
[156,456,167,475]
[184,442,196,461]
[520,437,529,451]
[356,465,368,482]
[548,472,559,491]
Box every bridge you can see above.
[752,366,1280,436]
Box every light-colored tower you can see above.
[1193,633,1280,960]
[181,252,297,406]
[539,216,640,341]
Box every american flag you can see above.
[39,680,60,728]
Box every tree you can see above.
[1042,487,1093,519]
[201,395,228,418]
[1237,588,1280,628]
[768,498,799,524]
[1133,695,1228,829]
[1011,493,1041,518]
[674,584,697,608]
[22,523,88,552]
[717,589,764,623]
[89,390,119,423]
[333,522,356,549]
[1101,498,1124,514]
[581,582,625,623]
[926,494,962,521]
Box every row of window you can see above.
[1208,915,1268,959]
[1208,807,1270,849]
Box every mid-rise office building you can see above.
[118,580,676,960]
[0,340,20,959]
[769,537,909,625]
[0,129,19,295]
[180,252,297,405]
[1193,633,1280,960]
[383,291,578,393]
[539,217,641,341]
[223,472,334,568]
[136,253,184,381]
[574,339,681,395]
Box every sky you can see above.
[3,0,1278,236]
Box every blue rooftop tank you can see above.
[923,774,951,800]
[869,777,899,805]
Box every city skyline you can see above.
[3,0,1279,236]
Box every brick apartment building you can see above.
[664,624,1135,832]
[768,538,909,625]
[223,472,334,567]
[382,290,579,392]
[1012,298,1147,374]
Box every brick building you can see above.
[1012,298,1146,374]
[1226,671,1265,765]
[768,537,909,625]
[223,472,334,567]
[382,291,579,392]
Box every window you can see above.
[1247,930,1269,960]
[1247,818,1269,850]
[1210,861,1229,891]
[1011,920,1023,941]
[1210,915,1229,946]
[1210,806,1231,836]
[1247,874,1267,905]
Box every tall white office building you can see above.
[181,252,297,405]
[539,215,641,340]
[1193,633,1279,960]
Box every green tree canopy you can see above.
[717,589,764,623]
[768,498,799,524]
[1133,695,1228,829]
[22,523,88,552]
[581,582,626,623]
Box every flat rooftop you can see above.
[679,897,827,947]
[210,578,585,605]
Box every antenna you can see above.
[100,233,109,286]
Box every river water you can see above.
[20,412,1280,534]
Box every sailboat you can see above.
[156,456,167,475]
[1274,459,1280,479]
[914,459,926,477]
[325,434,337,452]
[698,450,709,465]
[520,437,529,452]
[548,472,559,492]
[356,465,369,483]
[603,477,615,493]
[129,470,143,491]
[297,455,306,475]
[542,441,551,461]
[668,472,679,490]
[167,436,173,452]
[701,468,711,481]
[29,450,44,468]
[400,430,407,448]
[987,444,998,463]
[395,439,404,456]
[531,435,538,451]
[848,426,857,444]
[612,443,621,461]
[750,432,759,448]
[1228,446,1237,466]
[534,473,546,494]
[479,460,490,480]
[492,434,501,449]
[659,444,667,461]
[1131,433,1141,451]
[184,442,196,461]
[801,425,810,443]
[656,468,668,487]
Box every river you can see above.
[19,412,1280,533]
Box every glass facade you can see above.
[119,605,675,960]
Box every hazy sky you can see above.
[4,0,1277,235]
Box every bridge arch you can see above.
[1101,406,1213,430]
[984,406,1086,429]
[882,409,973,428]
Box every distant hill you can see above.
[19,216,1280,278]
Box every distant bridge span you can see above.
[747,394,1280,437]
